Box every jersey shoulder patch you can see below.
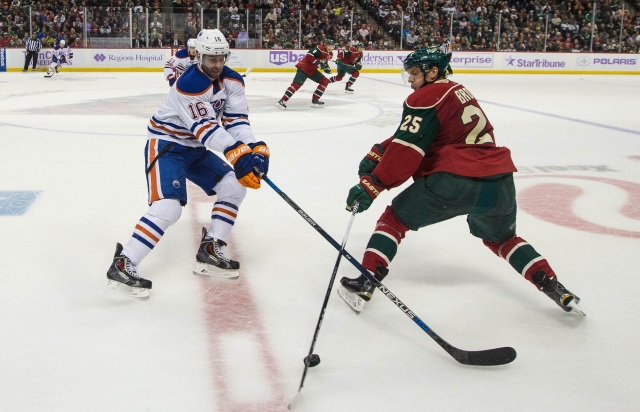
[405,81,462,109]
[221,66,245,86]
[176,65,212,94]
[175,48,189,58]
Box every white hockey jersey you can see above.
[51,44,72,64]
[164,48,198,86]
[148,64,256,153]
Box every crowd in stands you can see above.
[362,0,640,53]
[1,0,639,53]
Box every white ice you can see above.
[1,70,639,412]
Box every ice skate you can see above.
[54,66,59,73]
[275,99,287,110]
[337,266,388,313]
[549,281,585,315]
[311,99,325,108]
[533,271,585,316]
[106,243,152,299]
[345,85,354,93]
[193,228,240,278]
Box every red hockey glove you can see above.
[346,174,384,213]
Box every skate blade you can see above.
[192,262,240,279]
[336,284,365,313]
[107,280,150,299]
[567,300,586,316]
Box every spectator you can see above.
[358,24,369,42]
[152,32,165,47]
[265,8,278,25]
[99,19,112,36]
[132,33,146,47]
[150,15,162,30]
[70,34,83,48]
[164,26,175,45]
[405,30,418,47]
[0,32,10,47]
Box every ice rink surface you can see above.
[1,69,639,412]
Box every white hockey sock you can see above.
[122,215,172,265]
[207,200,239,242]
[122,199,182,265]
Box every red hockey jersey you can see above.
[295,45,331,75]
[337,46,363,66]
[374,80,517,189]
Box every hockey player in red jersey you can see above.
[276,40,335,109]
[337,46,584,316]
[329,42,364,93]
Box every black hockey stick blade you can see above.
[449,346,517,366]
[426,328,516,365]
[414,302,517,366]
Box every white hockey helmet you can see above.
[59,39,65,46]
[187,38,197,48]
[196,29,229,58]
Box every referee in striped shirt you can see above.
[23,33,42,72]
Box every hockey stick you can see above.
[263,176,516,367]
[298,202,358,388]
[289,203,358,410]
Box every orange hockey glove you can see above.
[224,141,261,189]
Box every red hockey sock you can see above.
[483,236,556,285]
[362,206,408,272]
[283,83,301,101]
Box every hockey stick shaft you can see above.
[297,202,358,393]
[263,176,516,366]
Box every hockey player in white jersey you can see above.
[44,39,72,78]
[164,38,198,86]
[106,29,270,298]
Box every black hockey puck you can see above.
[304,354,321,367]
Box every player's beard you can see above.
[202,64,222,80]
